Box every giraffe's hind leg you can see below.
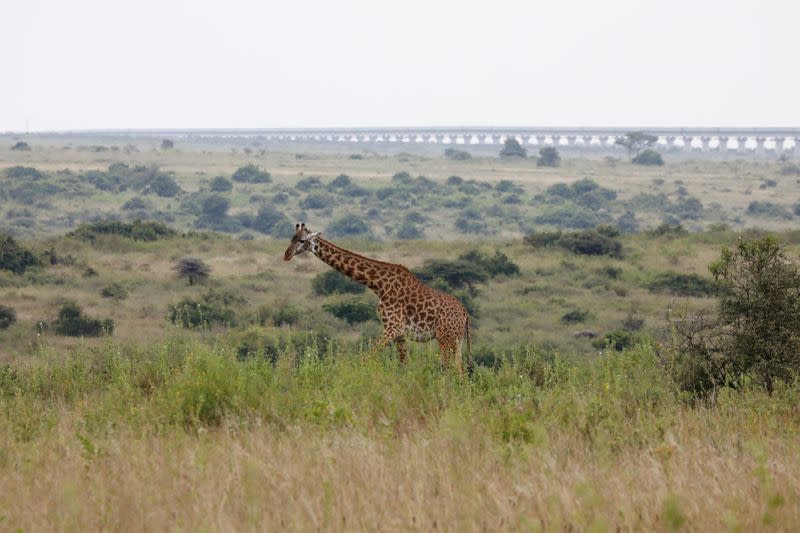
[436,335,463,376]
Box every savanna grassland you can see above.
[2,136,800,531]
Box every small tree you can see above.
[668,236,800,393]
[0,305,16,329]
[499,138,527,158]
[201,195,230,221]
[632,149,664,166]
[11,141,31,151]
[537,146,561,167]
[615,131,658,160]
[160,139,174,150]
[209,176,233,192]
[174,257,211,285]
[0,233,41,274]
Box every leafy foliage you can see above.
[632,149,664,166]
[0,304,16,329]
[615,131,658,159]
[444,147,472,160]
[173,257,211,285]
[10,141,31,151]
[169,298,236,328]
[67,220,176,242]
[231,164,271,183]
[525,228,622,257]
[499,138,527,158]
[53,302,114,337]
[323,299,377,324]
[312,270,366,296]
[537,146,561,167]
[209,176,233,192]
[0,233,41,274]
[668,236,800,393]
[327,216,370,238]
[648,272,716,297]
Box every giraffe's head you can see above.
[283,223,322,261]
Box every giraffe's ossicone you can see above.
[283,223,471,373]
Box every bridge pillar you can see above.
[461,134,471,145]
[665,136,676,148]
[536,135,548,146]
[700,136,711,151]
[566,135,577,147]
[521,135,532,145]
[435,135,445,144]
[736,136,748,152]
[775,137,786,154]
[717,136,729,153]
[582,135,593,147]
[755,137,766,155]
[551,135,561,147]
[794,137,800,157]
[598,135,609,147]
[491,135,502,145]
[475,134,487,144]
[360,135,372,143]
[682,136,694,151]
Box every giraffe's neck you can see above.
[313,238,389,293]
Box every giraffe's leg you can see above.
[437,335,463,376]
[395,336,407,363]
[367,315,405,360]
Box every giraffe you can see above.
[283,223,471,373]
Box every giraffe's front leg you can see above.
[367,305,406,361]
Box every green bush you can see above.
[0,304,16,329]
[593,330,636,351]
[312,270,366,296]
[444,147,472,160]
[746,201,791,219]
[168,291,239,328]
[121,197,150,211]
[329,174,352,189]
[232,164,271,183]
[499,138,526,158]
[99,283,128,301]
[323,299,377,324]
[396,222,424,240]
[537,146,561,167]
[669,236,800,393]
[246,206,293,238]
[173,257,211,285]
[209,176,233,192]
[632,149,664,166]
[67,220,176,242]
[53,302,114,337]
[414,259,489,292]
[300,192,335,209]
[200,195,231,220]
[10,141,31,151]
[647,272,716,297]
[5,166,46,179]
[0,233,41,274]
[524,228,622,257]
[458,249,520,277]
[533,208,603,229]
[561,309,589,324]
[327,216,370,238]
[146,174,182,197]
[455,208,490,234]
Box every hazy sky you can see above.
[2,0,798,131]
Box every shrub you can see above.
[146,174,182,197]
[0,233,41,274]
[168,299,235,328]
[300,192,334,209]
[533,208,602,229]
[414,259,488,292]
[668,236,800,392]
[121,197,150,210]
[296,176,324,189]
[647,272,716,297]
[173,257,211,285]
[746,201,791,219]
[327,216,370,238]
[537,146,561,167]
[329,174,352,189]
[209,176,233,192]
[458,250,520,277]
[391,171,413,184]
[622,312,645,331]
[67,220,176,242]
[559,230,622,257]
[499,138,526,158]
[11,141,31,151]
[779,164,800,176]
[396,222,424,240]
[561,309,589,324]
[667,197,704,220]
[5,166,46,179]
[53,302,114,337]
[632,149,664,166]
[99,283,128,301]
[454,208,490,234]
[248,206,293,238]
[271,303,300,327]
[645,223,688,238]
[160,139,174,150]
[201,195,230,220]
[446,175,463,186]
[0,305,16,329]
[312,270,366,296]
[231,164,271,183]
[593,330,635,351]
[323,298,377,324]
[444,147,472,160]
